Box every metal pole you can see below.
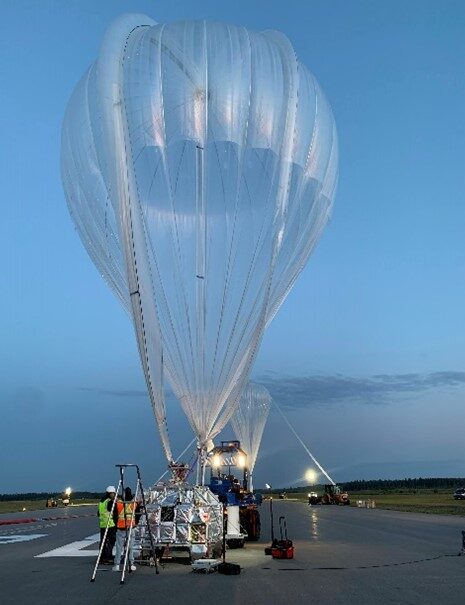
[222,502,226,564]
[270,497,275,543]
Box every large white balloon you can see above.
[230,382,271,491]
[61,15,338,462]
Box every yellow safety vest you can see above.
[98,498,115,529]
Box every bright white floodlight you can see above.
[305,469,318,485]
[212,455,221,468]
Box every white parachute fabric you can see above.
[61,15,338,456]
[231,383,271,485]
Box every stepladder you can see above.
[91,463,160,584]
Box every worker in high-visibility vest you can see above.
[112,487,141,572]
[98,485,116,564]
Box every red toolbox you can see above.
[271,545,294,559]
[271,516,294,559]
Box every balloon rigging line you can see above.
[272,399,336,486]
[152,437,197,485]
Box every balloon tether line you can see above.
[272,399,336,486]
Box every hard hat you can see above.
[106,485,116,493]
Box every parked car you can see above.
[453,488,465,500]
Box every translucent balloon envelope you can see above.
[230,382,271,491]
[61,15,338,460]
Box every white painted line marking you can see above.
[0,534,47,544]
[35,533,100,558]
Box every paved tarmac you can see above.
[1,500,464,604]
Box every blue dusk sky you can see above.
[0,0,464,493]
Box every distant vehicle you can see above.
[307,485,351,506]
[322,484,350,505]
[308,492,319,505]
[61,487,72,506]
[453,488,465,500]
[279,492,287,500]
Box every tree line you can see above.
[341,477,465,491]
[271,477,465,493]
[0,491,101,502]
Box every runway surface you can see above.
[1,500,464,604]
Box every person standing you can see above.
[98,485,117,564]
[112,487,141,572]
